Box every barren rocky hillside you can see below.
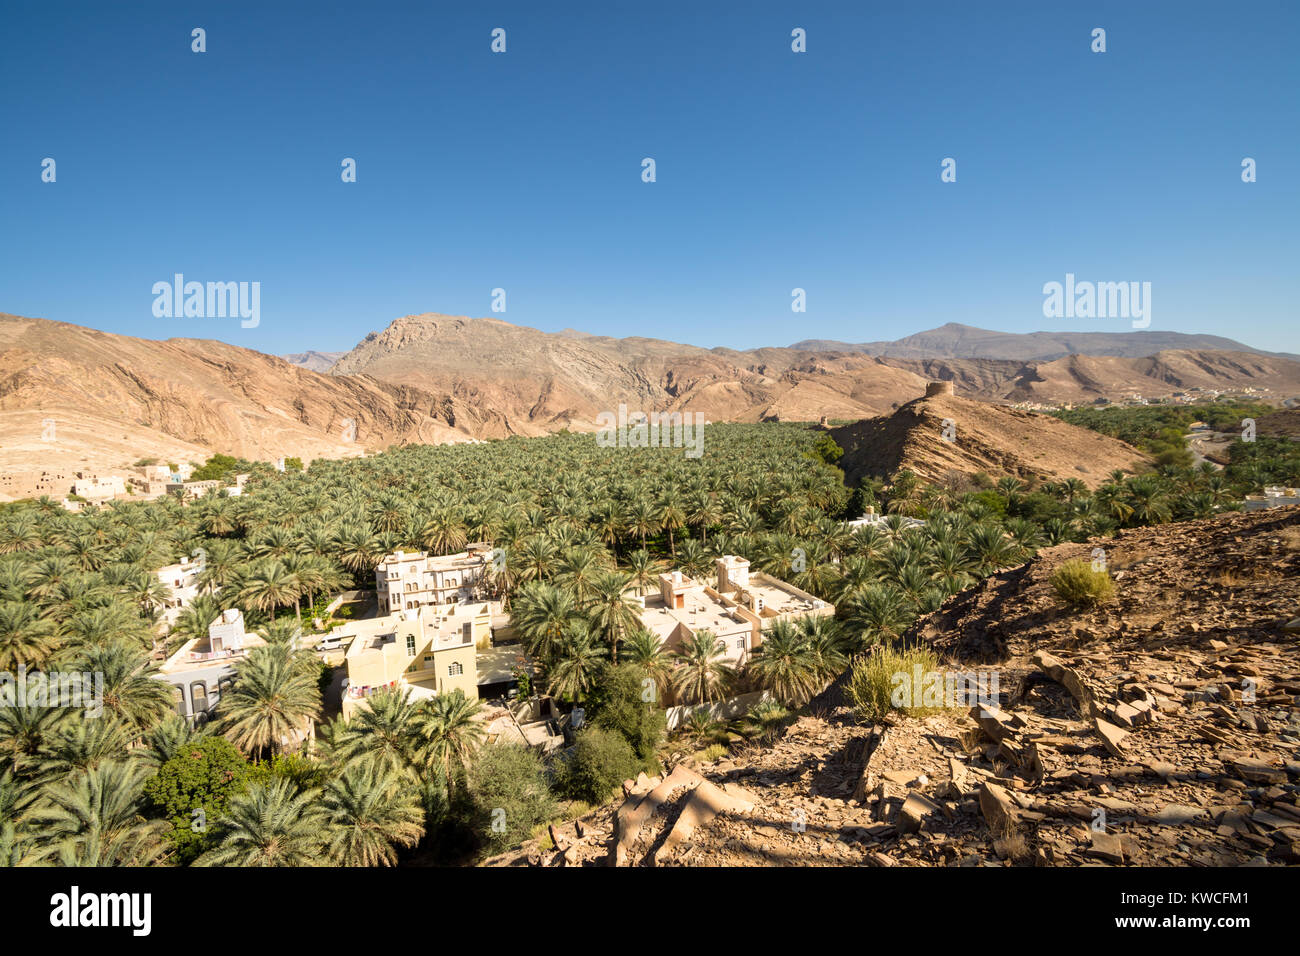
[329,313,1300,436]
[830,385,1151,487]
[0,313,473,475]
[793,322,1299,361]
[486,508,1300,867]
[3,310,1298,472]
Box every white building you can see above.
[845,506,924,531]
[155,557,205,627]
[1244,487,1300,512]
[375,544,493,614]
[638,556,834,668]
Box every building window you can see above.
[172,685,187,717]
[190,682,209,714]
[462,621,473,642]
[448,661,463,677]
[406,634,416,656]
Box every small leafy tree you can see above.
[554,725,640,804]
[142,737,260,863]
[587,664,666,764]
[467,744,556,855]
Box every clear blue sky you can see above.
[1,1,1297,354]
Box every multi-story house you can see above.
[337,601,491,717]
[72,473,126,500]
[156,609,314,751]
[155,557,206,627]
[374,544,492,614]
[639,555,834,667]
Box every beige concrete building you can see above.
[167,479,221,500]
[136,464,173,483]
[337,601,491,718]
[72,473,126,500]
[1244,486,1300,511]
[156,608,314,748]
[0,469,72,501]
[640,555,834,666]
[375,544,492,614]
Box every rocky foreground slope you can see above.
[830,385,1151,488]
[486,508,1300,867]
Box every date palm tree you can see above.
[515,535,559,584]
[0,601,58,672]
[675,539,713,581]
[656,490,687,558]
[625,549,663,596]
[0,705,71,775]
[546,623,606,703]
[511,581,578,663]
[747,620,818,706]
[196,777,326,866]
[671,629,735,705]
[216,644,320,758]
[555,546,607,607]
[35,717,132,783]
[335,686,426,774]
[28,761,170,866]
[239,559,301,622]
[418,690,485,801]
[320,760,424,866]
[686,488,721,543]
[585,570,641,664]
[620,628,672,701]
[844,583,911,648]
[76,641,172,732]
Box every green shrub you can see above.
[468,744,557,854]
[588,663,666,762]
[554,725,640,804]
[845,645,947,724]
[1049,558,1115,607]
[698,743,728,762]
[142,737,258,863]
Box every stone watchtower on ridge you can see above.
[925,381,954,397]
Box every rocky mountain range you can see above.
[3,309,1299,478]
[791,322,1300,362]
[316,313,1300,437]
[280,350,346,373]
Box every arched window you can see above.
[190,682,209,714]
[172,685,187,717]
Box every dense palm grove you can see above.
[0,414,1294,865]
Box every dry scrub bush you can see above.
[1050,558,1115,608]
[847,645,946,724]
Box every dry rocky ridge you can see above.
[830,384,1152,488]
[332,314,1300,437]
[4,309,1298,476]
[0,313,476,480]
[484,508,1300,867]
